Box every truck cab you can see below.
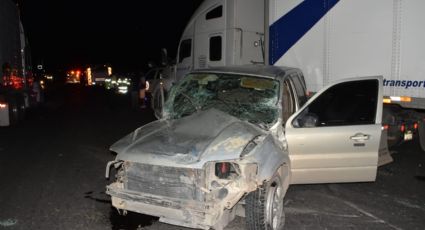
[174,0,265,81]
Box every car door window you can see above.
[293,79,378,128]
[178,39,192,63]
[290,73,307,106]
[282,80,296,124]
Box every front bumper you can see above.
[106,182,219,230]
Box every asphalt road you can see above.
[0,85,424,230]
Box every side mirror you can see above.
[161,48,168,66]
[293,113,319,128]
[154,82,165,119]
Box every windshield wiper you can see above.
[247,119,269,130]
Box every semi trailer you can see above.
[157,0,425,150]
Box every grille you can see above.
[125,163,205,201]
[198,55,207,68]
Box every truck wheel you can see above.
[16,95,26,121]
[419,118,425,152]
[245,174,285,230]
[8,97,19,125]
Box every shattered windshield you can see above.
[165,73,280,128]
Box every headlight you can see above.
[214,162,240,179]
[145,81,150,91]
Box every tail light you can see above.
[414,122,418,130]
[383,124,389,130]
[400,124,405,132]
[0,96,6,108]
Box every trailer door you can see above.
[285,76,383,184]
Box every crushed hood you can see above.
[110,108,265,165]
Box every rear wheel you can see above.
[16,95,26,121]
[8,97,19,125]
[245,174,285,230]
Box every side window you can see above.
[282,80,296,123]
[206,5,223,20]
[209,36,222,61]
[178,39,192,63]
[290,73,307,106]
[293,80,378,128]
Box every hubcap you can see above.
[266,180,284,229]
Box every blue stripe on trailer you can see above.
[269,0,339,65]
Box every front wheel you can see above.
[245,174,286,230]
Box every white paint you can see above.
[0,219,18,227]
[343,201,403,230]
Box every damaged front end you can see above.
[106,160,259,230]
[105,71,287,229]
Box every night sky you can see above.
[19,0,202,73]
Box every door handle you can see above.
[350,133,370,141]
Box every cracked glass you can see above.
[165,73,280,129]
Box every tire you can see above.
[245,174,286,230]
[16,95,26,121]
[8,97,19,125]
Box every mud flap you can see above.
[418,119,425,152]
[417,118,425,179]
[378,129,393,166]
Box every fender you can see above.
[248,134,291,186]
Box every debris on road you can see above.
[0,219,18,227]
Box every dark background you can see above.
[17,0,202,73]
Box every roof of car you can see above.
[190,65,300,79]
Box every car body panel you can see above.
[285,76,383,184]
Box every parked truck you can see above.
[0,0,34,126]
[156,0,425,150]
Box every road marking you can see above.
[395,199,425,211]
[343,201,403,230]
[0,219,18,227]
[285,207,359,218]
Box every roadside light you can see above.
[390,96,412,103]
[0,103,7,109]
[145,81,150,91]
[383,98,392,104]
[87,67,92,85]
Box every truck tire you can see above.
[16,95,26,121]
[245,174,285,230]
[418,118,425,152]
[7,97,19,125]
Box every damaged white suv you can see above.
[106,65,383,230]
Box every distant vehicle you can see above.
[65,70,81,84]
[106,65,383,230]
[0,0,35,126]
[86,65,112,86]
